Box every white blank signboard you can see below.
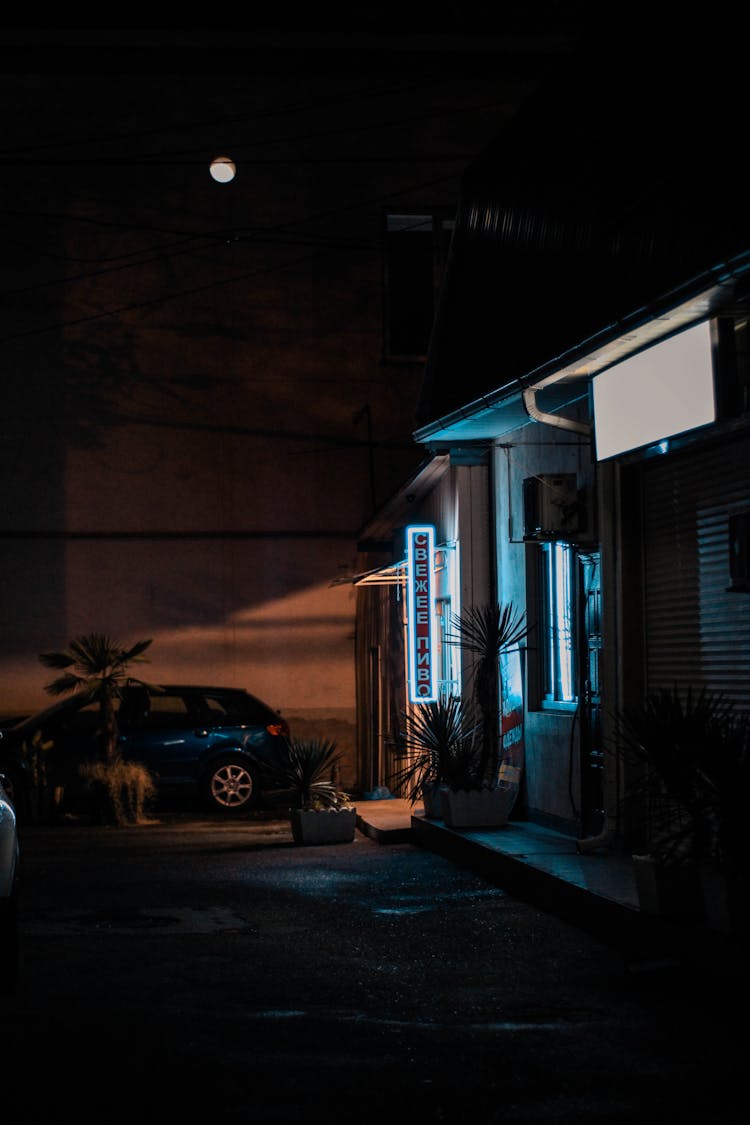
[592,320,716,460]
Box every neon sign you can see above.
[406,524,437,703]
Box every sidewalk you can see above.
[355,797,739,966]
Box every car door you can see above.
[117,688,210,782]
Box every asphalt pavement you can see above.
[2,808,746,1123]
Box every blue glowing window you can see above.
[541,541,576,705]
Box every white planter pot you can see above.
[421,783,447,819]
[442,786,514,829]
[291,807,357,845]
[631,854,703,919]
[699,864,749,936]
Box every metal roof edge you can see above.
[414,253,750,446]
[357,453,451,542]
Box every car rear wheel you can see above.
[203,756,257,814]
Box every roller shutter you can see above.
[642,432,750,708]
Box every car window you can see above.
[144,693,195,729]
[200,692,269,726]
[120,690,196,730]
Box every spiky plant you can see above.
[39,633,154,764]
[447,603,530,785]
[390,695,482,803]
[252,737,346,810]
[613,685,750,871]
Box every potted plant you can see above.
[435,602,530,828]
[388,695,482,818]
[252,737,357,845]
[690,700,749,936]
[611,685,736,920]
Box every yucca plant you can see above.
[390,696,482,804]
[696,702,750,882]
[447,602,530,786]
[252,737,347,810]
[612,686,744,867]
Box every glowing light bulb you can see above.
[209,156,236,183]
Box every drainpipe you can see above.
[521,383,591,435]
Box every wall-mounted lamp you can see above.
[209,155,237,183]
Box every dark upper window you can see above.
[383,210,453,361]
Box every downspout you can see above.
[521,381,591,435]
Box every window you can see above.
[435,597,460,700]
[383,210,453,361]
[540,541,577,706]
[144,692,194,729]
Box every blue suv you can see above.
[0,684,290,818]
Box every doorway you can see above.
[577,550,605,837]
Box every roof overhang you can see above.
[413,25,750,452]
[414,271,745,448]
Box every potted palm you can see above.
[691,700,749,936]
[389,695,482,818]
[438,602,530,828]
[611,685,735,920]
[252,737,357,845]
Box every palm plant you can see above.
[612,686,743,866]
[696,702,750,881]
[447,602,530,786]
[390,695,482,804]
[39,633,154,765]
[252,737,347,810]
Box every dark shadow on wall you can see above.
[1,338,67,651]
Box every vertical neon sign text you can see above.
[407,524,437,703]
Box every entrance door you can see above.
[577,551,605,837]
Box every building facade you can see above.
[355,26,750,848]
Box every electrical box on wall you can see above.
[523,474,580,540]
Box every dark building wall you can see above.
[0,32,580,786]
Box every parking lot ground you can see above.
[2,812,747,1123]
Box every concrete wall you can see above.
[0,39,530,792]
[492,413,595,830]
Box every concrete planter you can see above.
[291,807,357,845]
[631,854,703,919]
[421,783,448,819]
[442,786,514,829]
[699,864,749,936]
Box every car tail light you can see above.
[266,720,289,738]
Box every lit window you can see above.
[541,542,576,705]
[435,597,460,699]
